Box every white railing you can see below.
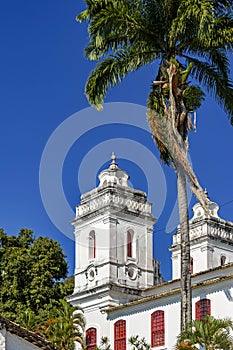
[173,220,233,244]
[76,192,152,218]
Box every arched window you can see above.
[151,310,165,347]
[89,231,96,259]
[190,257,194,274]
[86,327,97,350]
[127,230,133,258]
[114,320,126,350]
[195,299,211,320]
[221,255,226,266]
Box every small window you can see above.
[221,255,226,266]
[86,327,97,350]
[114,320,126,350]
[195,299,211,320]
[89,231,96,259]
[190,257,194,274]
[151,310,165,347]
[127,230,133,258]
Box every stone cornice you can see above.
[171,217,233,248]
[106,271,233,314]
[75,259,154,276]
[73,187,155,224]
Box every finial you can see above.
[109,152,118,170]
[111,152,116,164]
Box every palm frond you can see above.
[83,0,165,61]
[170,0,215,42]
[85,47,157,109]
[188,56,233,118]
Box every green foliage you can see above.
[128,335,150,350]
[176,315,233,350]
[97,336,112,350]
[183,86,205,112]
[0,228,72,328]
[77,0,233,120]
[39,299,85,350]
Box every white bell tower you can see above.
[170,194,233,279]
[68,154,156,312]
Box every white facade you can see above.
[68,155,233,350]
[170,199,233,279]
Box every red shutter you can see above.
[195,299,211,320]
[127,231,132,258]
[89,231,96,259]
[114,320,126,350]
[86,327,97,350]
[151,310,165,347]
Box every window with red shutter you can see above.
[127,231,132,258]
[151,310,165,347]
[86,327,97,350]
[195,299,211,320]
[89,231,96,259]
[114,320,126,350]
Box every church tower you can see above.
[68,154,156,313]
[170,195,233,279]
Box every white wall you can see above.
[106,280,233,350]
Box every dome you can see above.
[98,153,130,187]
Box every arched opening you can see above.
[195,299,211,320]
[221,255,226,266]
[89,231,96,259]
[114,320,126,350]
[127,230,133,258]
[151,310,165,347]
[86,328,97,350]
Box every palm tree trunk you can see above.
[177,166,192,331]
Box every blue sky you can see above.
[0,0,233,281]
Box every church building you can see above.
[67,154,233,350]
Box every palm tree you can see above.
[77,0,233,330]
[39,299,85,350]
[175,315,233,350]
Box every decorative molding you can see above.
[173,219,233,246]
[75,191,152,220]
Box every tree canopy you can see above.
[0,228,73,327]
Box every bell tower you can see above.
[68,154,156,311]
[170,194,233,279]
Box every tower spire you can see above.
[109,152,118,170]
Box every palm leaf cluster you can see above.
[38,299,85,350]
[128,335,150,350]
[176,315,233,350]
[77,0,233,119]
